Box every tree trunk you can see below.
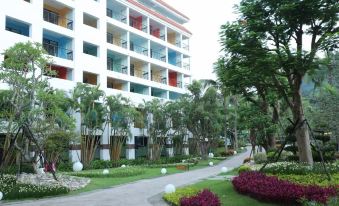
[223,97,228,153]
[292,90,313,165]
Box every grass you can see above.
[166,169,277,206]
[69,159,224,195]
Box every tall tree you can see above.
[72,83,106,167]
[218,0,338,164]
[106,94,140,161]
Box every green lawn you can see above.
[69,159,224,195]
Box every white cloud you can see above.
[166,0,240,80]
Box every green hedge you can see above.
[67,167,146,178]
[273,173,339,187]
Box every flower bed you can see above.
[273,173,339,187]
[67,167,145,178]
[180,189,221,206]
[163,187,200,206]
[0,175,69,200]
[232,172,338,204]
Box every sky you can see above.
[166,0,240,80]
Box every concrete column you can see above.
[100,123,110,160]
[126,135,135,159]
[166,137,174,157]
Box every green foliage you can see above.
[1,163,35,174]
[163,187,200,206]
[68,167,146,178]
[238,165,252,174]
[44,130,74,163]
[301,197,338,206]
[274,173,339,187]
[262,162,339,175]
[0,175,69,200]
[253,152,267,164]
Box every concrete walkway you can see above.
[4,147,250,206]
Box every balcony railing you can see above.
[177,81,183,88]
[130,67,148,79]
[183,63,190,70]
[107,61,128,74]
[182,43,189,51]
[43,9,73,30]
[43,42,73,60]
[107,32,127,48]
[130,43,148,56]
[129,19,147,33]
[150,50,166,62]
[106,8,127,23]
[151,75,166,84]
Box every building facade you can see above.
[0,0,191,161]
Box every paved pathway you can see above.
[4,147,250,206]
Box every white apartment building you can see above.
[0,0,191,161]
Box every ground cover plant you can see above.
[67,167,145,178]
[180,189,221,206]
[0,175,69,200]
[232,171,338,204]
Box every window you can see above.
[83,42,98,57]
[5,17,30,37]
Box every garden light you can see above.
[73,162,83,172]
[161,168,167,175]
[164,184,176,194]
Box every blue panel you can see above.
[168,51,177,65]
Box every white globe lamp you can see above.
[221,167,228,173]
[164,184,176,194]
[0,191,3,200]
[103,169,109,175]
[121,164,126,168]
[234,151,237,155]
[208,153,214,158]
[161,168,167,175]
[73,162,83,172]
[209,162,214,166]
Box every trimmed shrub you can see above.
[232,171,338,204]
[57,161,73,172]
[262,162,339,175]
[273,173,339,187]
[238,165,252,174]
[68,167,145,178]
[180,189,221,206]
[253,152,267,164]
[163,187,200,206]
[0,175,69,200]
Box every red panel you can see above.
[130,16,143,30]
[51,65,67,79]
[152,28,160,38]
[169,72,177,87]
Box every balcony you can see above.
[130,58,148,80]
[46,64,72,80]
[106,0,127,23]
[129,10,147,33]
[5,16,30,37]
[151,88,167,99]
[149,19,165,41]
[169,92,181,100]
[182,36,189,51]
[151,65,167,84]
[83,71,98,85]
[169,71,182,88]
[107,24,127,49]
[43,0,73,30]
[150,42,166,62]
[107,77,128,91]
[168,49,182,67]
[167,28,181,48]
[83,13,98,29]
[107,50,128,74]
[130,83,149,95]
[43,30,73,60]
[130,34,148,56]
[83,42,98,57]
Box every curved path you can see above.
[4,147,250,206]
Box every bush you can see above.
[89,160,112,169]
[0,175,69,200]
[243,157,253,164]
[262,162,339,175]
[57,161,73,172]
[267,150,292,162]
[180,189,221,206]
[301,197,338,206]
[163,187,200,206]
[67,167,145,178]
[1,163,35,174]
[273,173,339,187]
[232,172,338,204]
[238,165,252,174]
[253,152,267,164]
